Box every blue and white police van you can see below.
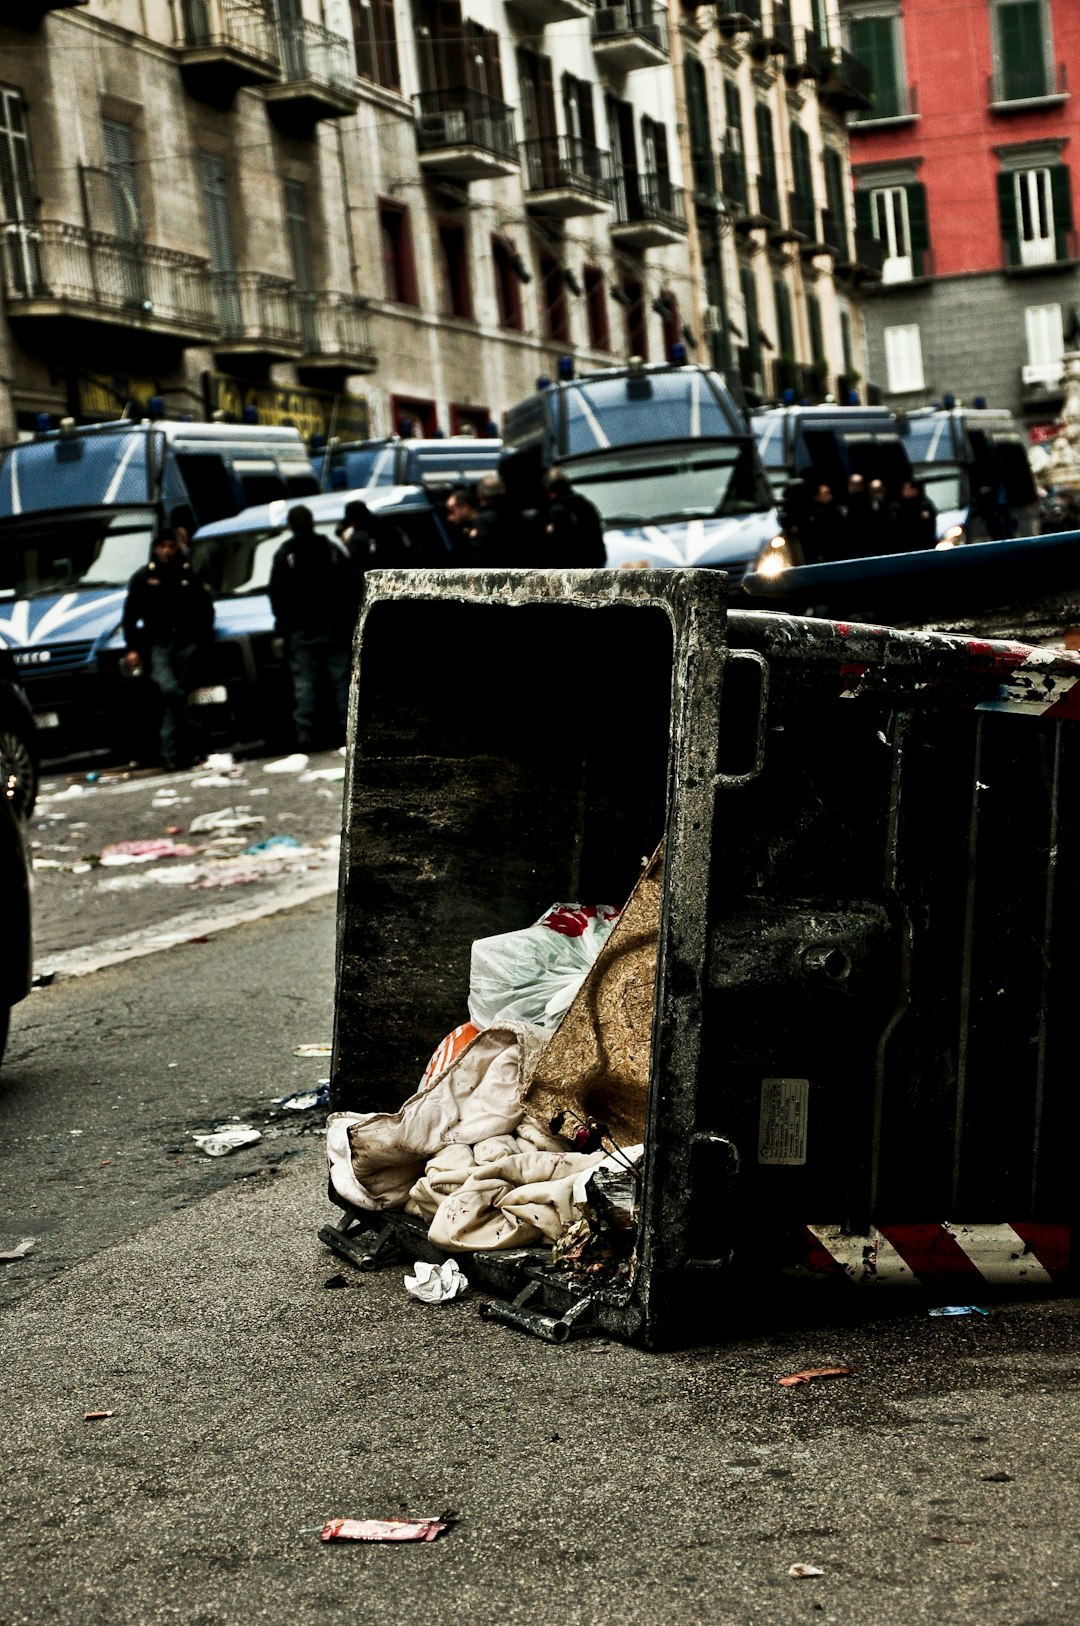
[313,435,503,498]
[900,406,1039,545]
[500,360,783,575]
[0,419,319,757]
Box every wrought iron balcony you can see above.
[0,219,217,342]
[1001,229,1080,275]
[717,0,761,37]
[414,88,518,181]
[591,4,669,76]
[297,291,377,379]
[264,18,358,128]
[175,1,281,104]
[819,45,874,114]
[782,25,824,85]
[213,271,302,359]
[853,81,918,125]
[834,233,884,286]
[989,60,1067,112]
[610,170,687,249]
[521,135,613,218]
[750,0,792,62]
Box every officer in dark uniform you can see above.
[122,527,215,770]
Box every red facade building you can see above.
[846,0,1080,425]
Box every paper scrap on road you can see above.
[293,1043,332,1056]
[188,808,267,834]
[928,1305,989,1317]
[320,1518,448,1543]
[778,1366,853,1388]
[83,1411,115,1421]
[192,1125,262,1157]
[788,1563,825,1579]
[404,1259,468,1303]
[299,767,345,783]
[264,754,309,774]
[99,839,196,866]
[273,1084,330,1111]
[0,1237,37,1262]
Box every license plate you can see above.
[188,686,228,706]
[33,711,60,730]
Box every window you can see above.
[623,276,647,359]
[847,9,907,122]
[1024,302,1064,382]
[884,324,925,393]
[102,119,142,241]
[390,394,438,437]
[823,147,850,257]
[200,152,240,331]
[754,102,779,223]
[721,81,746,209]
[738,266,761,394]
[773,277,796,392]
[991,0,1054,104]
[998,164,1074,268]
[284,177,315,346]
[583,265,610,352]
[437,220,471,319]
[789,122,815,239]
[351,0,400,91]
[539,252,569,344]
[492,236,523,331]
[379,200,417,305]
[684,54,714,199]
[858,181,930,281]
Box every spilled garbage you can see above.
[192,1125,262,1158]
[319,1517,449,1544]
[325,851,664,1325]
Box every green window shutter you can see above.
[906,181,929,275]
[1050,165,1074,259]
[740,266,760,375]
[850,16,898,114]
[998,2,1046,102]
[825,148,849,255]
[854,188,874,239]
[997,169,1020,265]
[807,290,823,363]
[774,277,794,359]
[684,55,714,197]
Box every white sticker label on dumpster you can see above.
[758,1078,809,1165]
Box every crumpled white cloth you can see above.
[403,1259,468,1302]
[407,1134,608,1251]
[326,1025,546,1211]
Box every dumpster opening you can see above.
[326,572,1078,1348]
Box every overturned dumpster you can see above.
[323,569,1079,1346]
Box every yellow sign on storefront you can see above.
[204,373,369,442]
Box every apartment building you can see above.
[679,1,872,407]
[0,0,702,443]
[847,0,1080,429]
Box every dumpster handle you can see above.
[714,649,769,789]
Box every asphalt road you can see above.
[1,774,1078,1625]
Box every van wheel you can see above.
[0,727,38,820]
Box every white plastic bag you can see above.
[468,903,619,1036]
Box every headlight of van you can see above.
[755,534,791,578]
[936,524,965,550]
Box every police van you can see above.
[500,360,781,575]
[0,419,319,756]
[313,436,503,503]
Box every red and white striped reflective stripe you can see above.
[804,1223,1070,1286]
[419,1022,480,1089]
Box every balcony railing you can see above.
[853,81,918,123]
[297,290,376,373]
[521,135,613,205]
[0,219,216,339]
[213,270,301,352]
[414,87,517,164]
[278,17,354,95]
[835,233,884,282]
[612,169,687,234]
[177,0,279,63]
[819,45,874,113]
[716,1,760,37]
[591,4,669,73]
[989,60,1067,109]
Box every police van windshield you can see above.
[567,442,764,526]
[190,525,296,596]
[0,508,155,598]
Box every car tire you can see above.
[0,723,38,821]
